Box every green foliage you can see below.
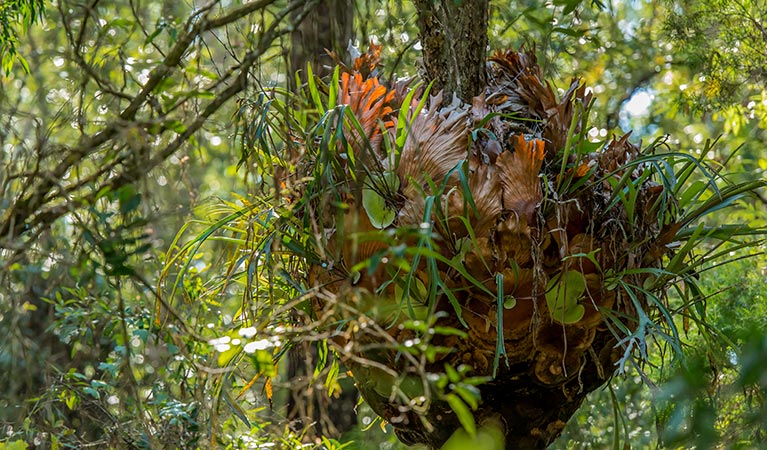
[2,0,767,449]
[0,441,28,450]
[441,420,504,450]
[665,0,767,111]
[0,0,45,74]
[0,0,318,448]
[556,250,767,449]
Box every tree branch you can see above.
[1,0,314,246]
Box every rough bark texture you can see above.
[414,0,489,102]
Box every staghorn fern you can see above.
[159,48,766,449]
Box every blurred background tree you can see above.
[0,0,765,449]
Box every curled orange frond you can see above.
[338,71,396,156]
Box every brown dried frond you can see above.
[487,50,593,158]
[542,80,593,157]
[353,42,383,78]
[391,76,420,107]
[397,92,470,226]
[327,42,384,79]
[462,162,503,237]
[598,132,640,175]
[488,49,543,84]
[486,49,549,120]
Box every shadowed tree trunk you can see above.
[285,0,358,440]
[414,0,489,102]
[288,0,354,88]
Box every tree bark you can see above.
[288,0,354,87]
[414,0,489,103]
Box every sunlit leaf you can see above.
[546,270,587,324]
[361,171,399,229]
[445,393,477,436]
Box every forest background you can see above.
[1,0,767,449]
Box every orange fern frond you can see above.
[353,42,383,76]
[338,71,396,157]
[497,135,545,224]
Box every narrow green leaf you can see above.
[328,66,340,108]
[453,384,480,410]
[446,393,477,436]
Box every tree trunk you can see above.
[288,0,354,88]
[414,0,489,102]
[285,0,358,440]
